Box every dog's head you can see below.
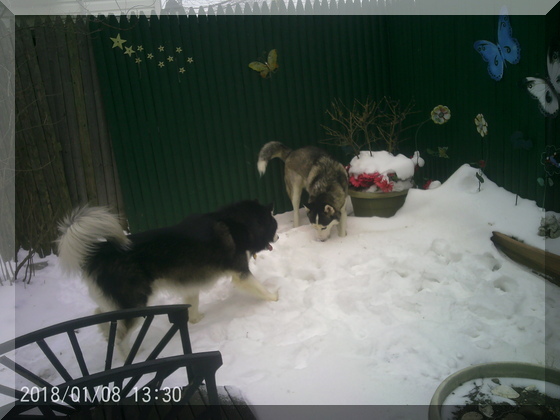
[223,200,278,253]
[256,202,280,251]
[306,202,340,241]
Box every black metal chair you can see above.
[0,305,223,419]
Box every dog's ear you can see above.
[324,205,335,216]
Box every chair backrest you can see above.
[0,304,221,418]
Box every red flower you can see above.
[423,180,433,190]
[478,160,486,169]
[349,174,367,188]
[373,173,393,192]
[349,172,394,192]
[349,173,374,188]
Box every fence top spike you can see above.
[330,0,339,12]
[232,3,242,14]
[252,2,262,14]
[287,0,297,13]
[314,0,328,13]
[360,0,373,12]
[261,1,270,14]
[274,0,288,14]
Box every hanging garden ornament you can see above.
[549,152,560,168]
[110,33,126,49]
[541,145,560,176]
[249,49,279,79]
[537,145,560,187]
[473,6,520,81]
[510,131,533,150]
[474,114,488,137]
[427,147,450,159]
[522,45,560,117]
[430,105,451,125]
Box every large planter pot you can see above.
[348,189,408,218]
[429,362,560,420]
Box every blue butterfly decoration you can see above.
[473,7,520,81]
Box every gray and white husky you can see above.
[258,141,348,241]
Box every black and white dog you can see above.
[258,141,348,241]
[57,201,279,336]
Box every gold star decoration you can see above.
[124,46,135,57]
[112,39,191,76]
[110,34,126,49]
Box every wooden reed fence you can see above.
[15,16,125,257]
[1,15,15,281]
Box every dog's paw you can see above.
[189,313,205,324]
[267,290,279,302]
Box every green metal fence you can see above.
[89,6,559,232]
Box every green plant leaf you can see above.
[537,177,545,187]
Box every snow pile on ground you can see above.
[2,164,559,417]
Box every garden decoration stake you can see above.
[510,131,533,206]
[414,105,451,187]
[474,113,489,191]
[537,145,560,221]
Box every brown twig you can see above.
[321,96,418,157]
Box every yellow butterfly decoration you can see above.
[249,49,278,78]
[427,147,450,159]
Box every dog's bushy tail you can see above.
[56,206,130,274]
[257,141,292,175]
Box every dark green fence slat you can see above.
[176,15,208,213]
[90,15,146,229]
[135,13,172,227]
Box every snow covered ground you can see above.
[1,164,560,418]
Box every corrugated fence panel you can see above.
[90,10,559,232]
[385,13,559,212]
[89,13,390,231]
